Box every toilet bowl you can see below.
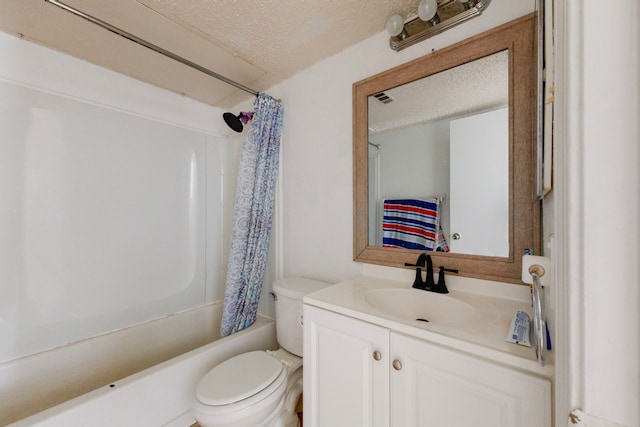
[192,350,300,427]
[192,277,330,427]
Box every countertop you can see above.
[304,275,554,379]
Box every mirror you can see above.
[353,14,540,284]
[367,50,509,257]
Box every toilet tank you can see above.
[272,277,330,357]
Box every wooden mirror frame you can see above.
[353,14,539,284]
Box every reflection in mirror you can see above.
[367,50,509,257]
[353,14,540,284]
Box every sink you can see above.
[364,288,480,326]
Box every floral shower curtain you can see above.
[220,93,284,337]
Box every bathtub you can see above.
[5,308,277,427]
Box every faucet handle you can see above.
[434,266,458,294]
[405,258,426,289]
[411,267,424,289]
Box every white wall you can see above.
[260,0,535,284]
[208,1,640,424]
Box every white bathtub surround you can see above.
[8,316,276,427]
[0,32,224,362]
[0,31,256,425]
[1,303,226,425]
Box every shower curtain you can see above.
[220,93,284,337]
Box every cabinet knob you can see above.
[392,359,402,371]
[452,232,461,240]
[373,351,381,361]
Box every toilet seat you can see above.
[193,351,289,426]
[196,351,285,406]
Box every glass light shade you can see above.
[418,0,438,21]
[385,14,405,36]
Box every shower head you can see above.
[223,111,254,133]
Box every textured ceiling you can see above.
[368,50,509,133]
[0,0,510,110]
[135,0,419,103]
[0,0,422,108]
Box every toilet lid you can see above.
[196,351,285,406]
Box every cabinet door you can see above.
[390,332,551,427]
[304,305,389,427]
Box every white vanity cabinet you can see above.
[304,305,552,427]
[391,332,552,427]
[303,305,389,427]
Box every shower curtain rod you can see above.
[44,0,259,97]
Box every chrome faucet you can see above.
[405,253,457,294]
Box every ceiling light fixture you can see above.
[386,0,491,51]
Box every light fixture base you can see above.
[389,0,491,51]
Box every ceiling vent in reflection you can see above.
[372,91,395,104]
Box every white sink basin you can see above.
[364,288,480,326]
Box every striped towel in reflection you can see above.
[382,198,449,252]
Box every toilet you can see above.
[192,277,330,427]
